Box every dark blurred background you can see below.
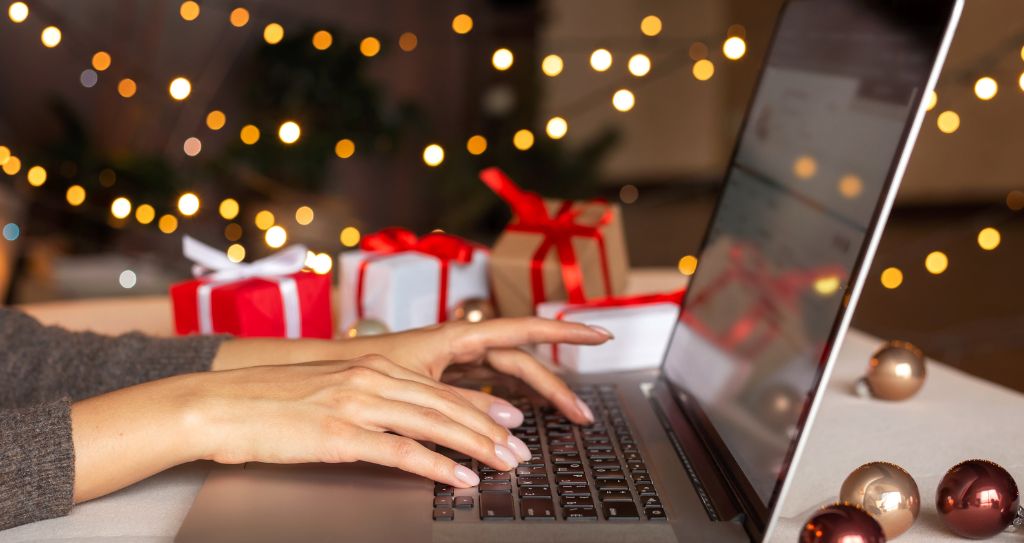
[1,1,1022,390]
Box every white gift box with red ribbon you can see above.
[535,290,684,374]
[338,228,490,333]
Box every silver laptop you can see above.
[177,0,961,540]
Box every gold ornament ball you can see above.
[346,318,389,338]
[840,461,920,539]
[449,298,495,323]
[859,340,926,401]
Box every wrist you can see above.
[168,372,224,463]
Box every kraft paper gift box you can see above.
[171,236,333,339]
[338,228,490,333]
[481,167,629,317]
[534,290,684,374]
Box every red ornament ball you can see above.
[935,459,1019,539]
[800,503,886,543]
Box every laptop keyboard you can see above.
[432,384,666,522]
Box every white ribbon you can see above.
[183,235,307,338]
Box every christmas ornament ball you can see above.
[861,340,926,401]
[800,503,886,543]
[839,462,919,539]
[346,318,390,338]
[935,459,1019,539]
[449,298,495,323]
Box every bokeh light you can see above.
[177,193,200,216]
[179,1,199,21]
[640,15,662,37]
[880,267,903,289]
[793,155,817,179]
[80,69,99,88]
[925,90,937,111]
[119,270,137,289]
[612,89,635,112]
[628,54,651,77]
[723,37,746,60]
[2,156,21,175]
[492,48,514,71]
[974,77,998,100]
[229,7,249,27]
[423,143,445,167]
[546,117,568,139]
[692,59,715,81]
[335,138,355,158]
[312,30,333,50]
[452,14,473,34]
[295,206,315,226]
[206,110,226,130]
[838,174,863,198]
[135,204,155,225]
[92,51,112,71]
[117,78,137,98]
[677,255,698,276]
[158,214,178,234]
[360,36,381,57]
[224,223,243,241]
[41,26,62,48]
[263,23,284,44]
[1007,190,1024,211]
[26,165,47,187]
[66,185,86,206]
[619,185,639,204]
[240,124,260,144]
[183,137,202,156]
[254,210,275,230]
[466,135,487,155]
[590,49,613,72]
[2,223,19,241]
[8,2,28,23]
[398,32,418,52]
[542,54,564,77]
[278,121,301,144]
[227,244,246,263]
[924,251,948,275]
[513,129,535,151]
[936,110,960,134]
[168,77,192,100]
[219,198,240,220]
[111,197,132,219]
[340,226,361,247]
[265,225,288,248]
[977,227,1001,251]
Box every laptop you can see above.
[177,0,962,540]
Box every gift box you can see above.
[338,227,489,333]
[171,236,333,338]
[481,168,629,317]
[535,290,684,374]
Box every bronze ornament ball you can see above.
[935,459,1019,539]
[839,462,920,539]
[799,502,887,543]
[449,298,495,323]
[346,318,390,338]
[861,340,926,401]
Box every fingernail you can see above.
[507,435,532,462]
[574,396,595,424]
[454,464,480,487]
[493,444,519,470]
[589,325,614,339]
[488,402,525,428]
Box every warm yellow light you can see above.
[612,89,635,112]
[278,121,301,144]
[117,78,137,98]
[880,267,903,289]
[677,255,698,276]
[312,30,333,50]
[177,193,200,216]
[8,2,28,23]
[168,77,192,101]
[466,135,487,155]
[628,54,651,77]
[111,197,132,219]
[206,110,226,130]
[179,1,200,21]
[227,244,246,263]
[360,36,381,57]
[92,51,112,71]
[2,156,21,175]
[723,37,746,60]
[310,253,333,275]
[936,110,960,134]
[513,129,535,151]
[229,7,249,27]
[793,156,817,179]
[263,23,284,45]
[135,204,155,225]
[41,26,62,48]
[240,124,260,145]
[926,90,938,111]
[452,13,473,34]
[813,275,840,296]
[0,146,8,165]
[1019,72,1024,93]
[924,251,948,275]
[977,227,1001,251]
[183,137,202,157]
[254,210,275,230]
[974,77,998,100]
[398,32,418,52]
[158,214,178,234]
[335,138,355,158]
[265,225,288,248]
[340,226,361,247]
[541,54,563,77]
[492,48,514,71]
[546,117,568,139]
[838,174,863,198]
[295,206,315,226]
[224,223,242,241]
[590,49,613,72]
[219,199,239,220]
[640,15,662,37]
[26,165,47,187]
[692,59,715,81]
[422,143,445,167]
[1008,190,1024,212]
[66,185,86,206]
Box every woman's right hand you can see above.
[185,355,531,488]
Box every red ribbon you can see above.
[550,289,686,365]
[356,227,479,323]
[480,167,613,307]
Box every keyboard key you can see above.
[434,483,453,496]
[554,463,584,475]
[596,479,629,491]
[519,486,552,498]
[636,483,658,496]
[557,487,591,497]
[641,496,663,508]
[434,496,454,508]
[564,507,598,521]
[624,452,642,463]
[553,455,581,465]
[479,482,512,493]
[551,445,578,454]
[585,444,613,452]
[560,496,595,508]
[517,475,550,487]
[621,443,639,453]
[556,473,588,486]
[520,498,555,520]
[587,452,617,461]
[433,508,455,521]
[593,467,624,480]
[480,493,515,520]
[603,501,641,520]
[481,472,511,482]
[645,507,667,521]
[454,496,474,509]
[633,475,653,485]
[599,490,633,502]
[590,461,621,470]
[515,466,546,477]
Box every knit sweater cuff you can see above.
[0,399,75,530]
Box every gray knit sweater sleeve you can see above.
[0,308,227,530]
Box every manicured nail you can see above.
[507,435,532,462]
[575,396,595,424]
[589,325,614,339]
[494,444,519,470]
[488,402,525,428]
[454,464,480,487]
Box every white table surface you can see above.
[4,270,1022,542]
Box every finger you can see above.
[447,317,612,363]
[349,430,480,488]
[487,348,594,425]
[449,386,525,429]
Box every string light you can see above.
[229,7,249,27]
[1,223,19,241]
[312,30,333,50]
[628,54,651,77]
[92,51,112,71]
[813,275,840,296]
[135,204,155,225]
[340,226,361,247]
[26,165,47,187]
[360,37,381,57]
[1019,72,1024,93]
[206,110,226,130]
[936,110,959,134]
[8,2,28,23]
[254,210,275,230]
[277,121,301,144]
[973,77,997,100]
[977,227,1001,251]
[880,267,903,289]
[924,251,948,275]
[793,155,817,179]
[158,214,178,234]
[541,54,563,77]
[66,185,86,206]
[677,255,698,276]
[117,78,137,98]
[295,206,314,225]
[689,42,709,61]
[590,49,612,72]
[612,89,635,112]
[227,244,246,263]
[240,124,260,144]
[2,156,21,175]
[925,90,937,111]
[0,146,8,165]
[513,129,534,151]
[692,59,715,81]
[224,223,242,241]
[99,168,116,187]
[183,137,202,156]
[1007,190,1024,211]
[839,174,863,198]
[423,143,445,167]
[452,14,473,34]
[466,135,487,155]
[80,70,98,88]
[334,138,355,158]
[619,185,639,204]
[723,37,747,60]
[265,225,288,248]
[219,198,240,220]
[118,270,137,289]
[41,26,62,48]
[111,197,132,219]
[179,1,199,21]
[545,117,568,139]
[177,193,200,216]
[398,32,417,52]
[640,15,662,37]
[168,77,192,101]
[263,23,284,45]
[492,48,514,71]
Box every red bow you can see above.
[357,227,479,322]
[480,167,613,306]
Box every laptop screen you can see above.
[661,0,955,509]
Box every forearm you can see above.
[209,330,431,371]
